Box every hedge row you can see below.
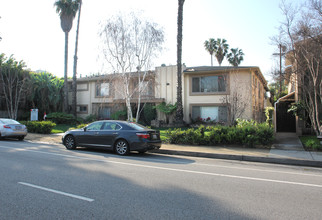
[46,112,76,124]
[166,122,274,147]
[21,121,56,134]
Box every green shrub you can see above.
[166,122,274,147]
[167,128,185,144]
[84,114,97,123]
[256,123,274,145]
[68,123,88,131]
[143,104,157,126]
[21,121,56,134]
[111,110,127,120]
[265,107,274,126]
[46,112,76,124]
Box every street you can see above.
[1,140,322,220]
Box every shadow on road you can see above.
[76,147,196,164]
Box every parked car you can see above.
[62,120,161,155]
[0,118,28,140]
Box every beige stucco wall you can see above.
[155,66,267,124]
[155,65,179,104]
[155,65,183,123]
[229,69,253,121]
[183,69,254,123]
[72,66,268,123]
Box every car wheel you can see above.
[18,136,24,141]
[115,139,129,155]
[64,135,76,150]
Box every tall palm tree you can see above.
[215,38,229,66]
[54,0,79,113]
[204,38,217,66]
[175,0,185,125]
[72,0,82,117]
[227,48,244,67]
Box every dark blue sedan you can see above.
[62,120,161,155]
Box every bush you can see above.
[110,110,127,120]
[300,136,322,151]
[46,112,76,124]
[21,121,56,134]
[84,114,97,123]
[265,107,274,126]
[68,123,88,131]
[143,104,157,126]
[167,122,274,147]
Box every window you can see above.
[102,122,121,130]
[77,105,88,113]
[192,75,226,93]
[96,82,110,97]
[192,106,228,122]
[98,107,111,119]
[127,122,148,130]
[141,81,153,96]
[86,122,104,131]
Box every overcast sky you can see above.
[0,0,305,82]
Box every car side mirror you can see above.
[84,127,87,132]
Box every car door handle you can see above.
[113,133,118,135]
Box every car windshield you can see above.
[127,122,148,130]
[0,119,19,124]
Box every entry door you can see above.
[276,102,296,132]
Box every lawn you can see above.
[299,135,322,151]
[51,124,74,134]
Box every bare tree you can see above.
[99,12,164,122]
[278,0,321,135]
[0,54,29,119]
[221,70,248,125]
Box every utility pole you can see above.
[273,44,286,96]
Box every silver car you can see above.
[0,118,28,140]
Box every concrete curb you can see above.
[151,149,322,168]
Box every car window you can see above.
[86,122,104,131]
[102,122,121,130]
[127,122,147,130]
[0,119,19,124]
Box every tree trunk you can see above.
[175,0,185,125]
[72,0,82,117]
[64,31,69,113]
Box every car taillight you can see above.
[136,133,150,139]
[3,125,11,129]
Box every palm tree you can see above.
[175,0,185,125]
[204,38,217,66]
[227,48,244,67]
[72,0,82,117]
[54,0,79,113]
[214,38,229,66]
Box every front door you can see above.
[276,101,296,132]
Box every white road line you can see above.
[18,182,94,202]
[2,146,322,189]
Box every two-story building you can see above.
[155,65,268,124]
[69,65,269,125]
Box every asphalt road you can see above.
[1,139,322,220]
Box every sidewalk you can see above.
[25,132,322,168]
